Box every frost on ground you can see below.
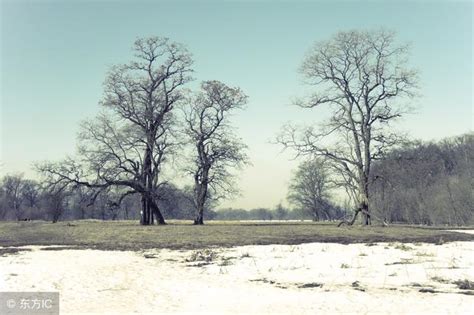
[1,240,473,315]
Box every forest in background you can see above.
[370,133,473,226]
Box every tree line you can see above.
[0,133,471,224]
[285,133,473,226]
[0,178,192,222]
[0,173,344,222]
[370,133,473,225]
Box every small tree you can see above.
[22,179,40,208]
[279,29,418,225]
[287,158,333,221]
[40,185,70,223]
[1,174,26,220]
[184,81,248,224]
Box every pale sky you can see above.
[1,0,472,209]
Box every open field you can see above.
[0,220,473,251]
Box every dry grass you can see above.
[186,249,219,263]
[454,279,474,290]
[0,220,472,251]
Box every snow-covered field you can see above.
[1,239,473,314]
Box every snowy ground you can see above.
[1,238,473,314]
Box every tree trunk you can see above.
[150,198,166,225]
[338,208,361,227]
[193,168,209,225]
[140,139,165,225]
[194,190,205,225]
[194,211,204,225]
[140,193,166,225]
[140,199,152,226]
[361,201,371,225]
[359,172,371,225]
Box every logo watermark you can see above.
[0,292,59,315]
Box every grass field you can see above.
[0,220,473,251]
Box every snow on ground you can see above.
[1,239,473,315]
[447,230,474,235]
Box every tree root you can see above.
[338,209,361,227]
[337,208,389,227]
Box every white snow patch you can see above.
[446,230,474,235]
[1,242,473,314]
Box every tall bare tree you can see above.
[37,37,192,225]
[184,81,248,224]
[278,29,418,225]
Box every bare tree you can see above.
[184,81,248,224]
[41,187,70,223]
[278,29,418,225]
[287,158,333,221]
[22,179,40,208]
[69,185,93,220]
[1,174,26,220]
[36,37,193,225]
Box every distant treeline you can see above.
[0,177,341,222]
[0,177,332,222]
[213,204,346,221]
[370,133,473,225]
[0,181,196,222]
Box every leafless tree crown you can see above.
[279,29,419,225]
[184,81,248,224]
[37,37,194,225]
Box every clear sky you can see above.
[1,0,472,209]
